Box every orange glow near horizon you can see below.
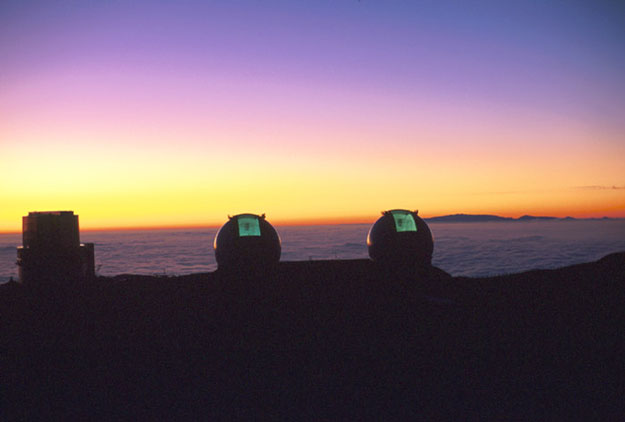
[1,187,624,234]
[1,2,624,233]
[1,131,624,233]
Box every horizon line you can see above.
[1,213,623,235]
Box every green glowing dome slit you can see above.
[237,215,261,237]
[391,210,417,232]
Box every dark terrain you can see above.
[2,253,624,420]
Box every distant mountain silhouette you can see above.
[423,214,617,223]
[518,215,559,221]
[425,214,513,223]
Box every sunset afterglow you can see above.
[1,1,624,232]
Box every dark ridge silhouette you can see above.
[1,253,624,420]
[424,214,620,223]
[425,213,514,223]
[424,213,622,222]
[517,214,558,221]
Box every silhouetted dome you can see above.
[213,213,281,270]
[367,209,433,266]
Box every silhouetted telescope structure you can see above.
[213,213,281,271]
[367,209,434,267]
[16,211,95,285]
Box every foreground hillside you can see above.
[2,253,624,420]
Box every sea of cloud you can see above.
[1,220,624,283]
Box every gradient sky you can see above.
[1,0,624,232]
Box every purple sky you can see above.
[1,1,624,229]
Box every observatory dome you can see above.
[367,209,433,266]
[213,213,281,270]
